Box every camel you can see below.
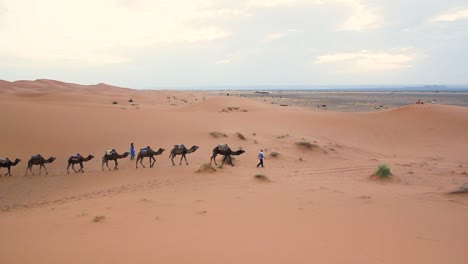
[67,154,95,174]
[210,144,245,166]
[25,155,56,175]
[102,150,130,171]
[168,145,199,166]
[136,147,165,168]
[0,158,21,176]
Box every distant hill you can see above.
[0,79,134,94]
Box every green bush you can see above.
[375,164,392,178]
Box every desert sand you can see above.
[0,79,467,264]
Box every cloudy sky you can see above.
[0,0,467,88]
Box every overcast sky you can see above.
[0,0,467,88]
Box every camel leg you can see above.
[170,153,176,166]
[229,155,234,166]
[179,155,184,165]
[210,153,218,166]
[106,161,111,171]
[67,162,71,174]
[25,165,32,176]
[150,156,155,168]
[73,163,79,173]
[79,162,84,173]
[140,157,145,168]
[41,164,48,175]
[114,160,118,170]
[136,157,140,168]
[182,154,189,165]
[6,167,11,176]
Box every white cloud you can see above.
[215,59,231,64]
[338,0,381,31]
[246,0,297,8]
[432,8,468,22]
[0,0,231,65]
[315,49,419,72]
[263,32,286,42]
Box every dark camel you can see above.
[102,150,130,170]
[168,145,199,166]
[210,145,245,166]
[136,147,165,168]
[67,154,95,174]
[25,155,56,175]
[0,158,21,176]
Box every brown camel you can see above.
[210,145,245,166]
[25,155,56,175]
[168,145,199,166]
[0,158,21,176]
[102,150,130,170]
[136,147,165,168]
[67,154,95,174]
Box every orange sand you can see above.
[0,79,467,263]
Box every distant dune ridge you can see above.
[0,79,467,264]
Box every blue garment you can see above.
[130,145,135,157]
[258,152,264,160]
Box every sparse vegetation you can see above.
[277,134,289,139]
[227,106,239,111]
[375,164,392,178]
[196,163,217,173]
[296,141,318,150]
[93,215,106,223]
[254,174,270,182]
[210,131,228,138]
[448,185,468,194]
[270,151,280,157]
[236,132,246,140]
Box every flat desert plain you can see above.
[0,80,467,264]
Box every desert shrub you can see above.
[210,132,228,138]
[93,215,106,223]
[296,141,318,150]
[375,164,392,178]
[196,163,216,173]
[227,106,239,111]
[270,152,280,157]
[254,174,270,182]
[237,132,246,140]
[449,185,468,194]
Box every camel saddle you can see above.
[140,147,150,154]
[106,150,116,155]
[71,154,81,161]
[31,154,42,160]
[218,144,229,151]
[174,144,185,150]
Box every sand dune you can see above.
[0,80,467,264]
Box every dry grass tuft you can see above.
[269,151,280,158]
[296,141,318,150]
[237,132,246,140]
[93,215,106,223]
[448,185,468,195]
[210,131,228,138]
[196,163,217,173]
[254,174,270,182]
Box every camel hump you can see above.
[106,150,115,155]
[174,144,185,149]
[31,154,42,160]
[218,144,229,151]
[140,147,150,153]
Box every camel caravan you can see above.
[0,144,246,176]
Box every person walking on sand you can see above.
[130,143,135,160]
[257,150,265,168]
